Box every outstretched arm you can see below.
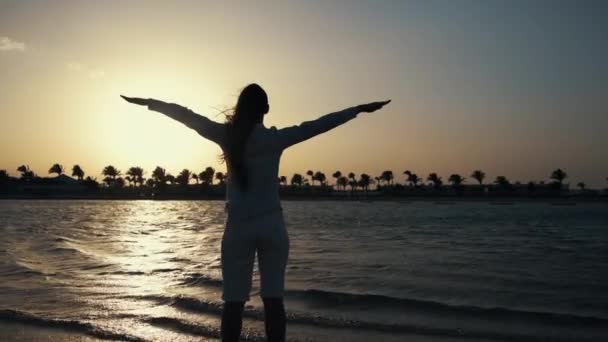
[275,100,390,149]
[121,96,225,145]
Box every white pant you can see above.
[221,209,289,302]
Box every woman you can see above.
[121,84,390,342]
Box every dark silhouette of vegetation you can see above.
[199,167,215,185]
[337,176,348,190]
[152,166,167,187]
[215,172,226,185]
[102,165,121,187]
[379,170,394,186]
[126,167,145,187]
[49,163,64,177]
[471,170,485,185]
[2,163,606,200]
[404,170,420,188]
[72,165,85,181]
[176,169,192,186]
[306,170,314,185]
[0,170,9,183]
[494,176,511,191]
[427,173,443,190]
[312,171,326,186]
[550,168,567,191]
[332,171,341,189]
[290,173,303,187]
[17,165,35,181]
[359,173,372,192]
[448,174,465,195]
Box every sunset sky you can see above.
[1,0,607,187]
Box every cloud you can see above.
[0,36,26,51]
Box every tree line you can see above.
[1,164,604,193]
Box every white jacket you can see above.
[148,100,359,219]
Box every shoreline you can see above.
[0,321,105,342]
[1,194,606,203]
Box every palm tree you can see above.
[550,169,567,190]
[359,173,371,192]
[215,171,226,185]
[102,165,120,186]
[494,176,511,191]
[177,169,192,186]
[313,171,326,186]
[348,172,356,182]
[403,170,411,186]
[127,167,145,187]
[337,176,348,190]
[332,171,342,189]
[114,177,125,188]
[577,182,586,191]
[404,171,420,188]
[199,167,215,185]
[348,179,358,192]
[471,170,485,185]
[427,173,443,189]
[448,174,465,194]
[102,165,120,180]
[380,170,394,186]
[48,163,64,177]
[291,173,303,187]
[306,170,314,185]
[448,174,465,187]
[191,173,199,184]
[166,174,176,185]
[279,175,287,186]
[17,165,30,179]
[152,166,167,186]
[18,165,35,181]
[72,165,85,181]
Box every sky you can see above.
[1,0,607,187]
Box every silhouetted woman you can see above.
[121,84,390,342]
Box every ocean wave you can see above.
[98,270,147,276]
[2,261,54,277]
[53,236,80,243]
[144,316,267,342]
[177,274,607,326]
[131,294,606,342]
[0,309,145,341]
[179,272,223,287]
[286,288,608,325]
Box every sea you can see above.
[0,199,607,341]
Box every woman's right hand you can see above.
[120,95,150,106]
[356,100,391,113]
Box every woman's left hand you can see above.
[120,95,150,106]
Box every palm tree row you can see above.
[282,168,588,192]
[3,164,226,189]
[1,164,605,191]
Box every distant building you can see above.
[19,175,86,194]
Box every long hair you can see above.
[223,84,268,190]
